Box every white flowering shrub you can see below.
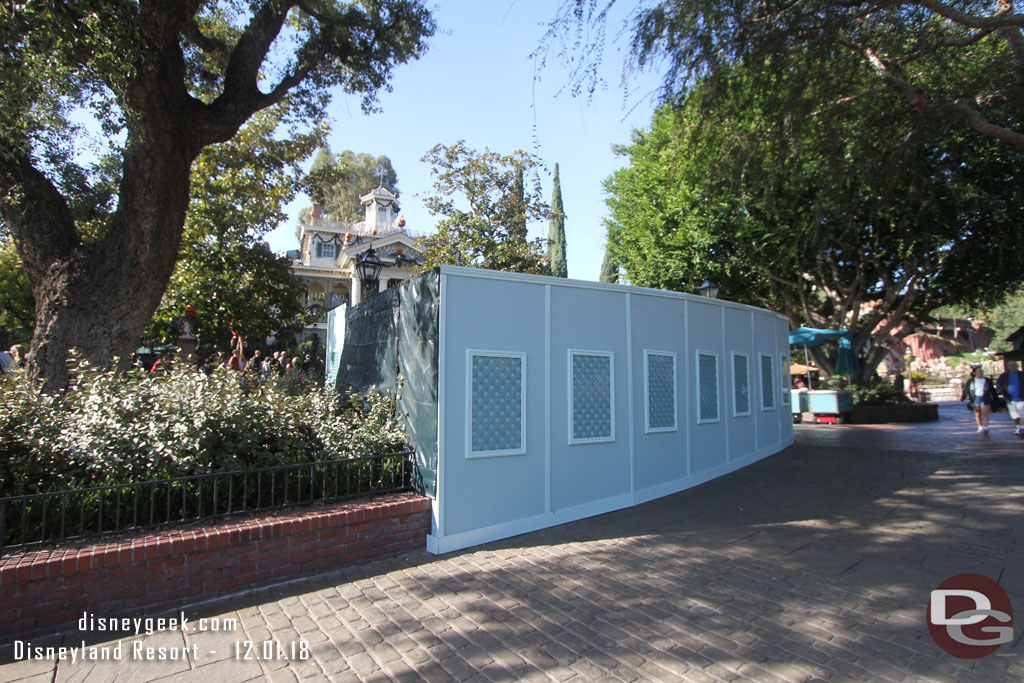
[0,357,407,498]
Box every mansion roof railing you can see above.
[303,218,428,242]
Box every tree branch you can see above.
[865,46,1024,145]
[809,88,889,117]
[183,19,230,57]
[0,150,80,281]
[941,98,1024,145]
[894,27,996,66]
[212,1,294,123]
[139,0,208,45]
[916,0,1024,30]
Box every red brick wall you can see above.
[0,493,431,643]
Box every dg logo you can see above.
[927,573,1014,659]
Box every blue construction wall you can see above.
[427,266,793,554]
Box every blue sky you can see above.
[264,0,663,281]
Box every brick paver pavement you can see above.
[2,402,1022,682]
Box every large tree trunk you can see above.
[2,1,434,389]
[13,133,193,389]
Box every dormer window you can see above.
[315,242,336,259]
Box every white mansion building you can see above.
[287,185,424,342]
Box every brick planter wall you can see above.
[0,493,430,644]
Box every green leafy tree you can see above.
[0,236,34,348]
[511,164,528,242]
[598,242,618,283]
[937,285,1024,352]
[146,106,321,356]
[0,1,435,388]
[605,61,1024,378]
[418,141,549,274]
[547,163,568,278]
[303,147,399,222]
[982,288,1024,351]
[541,1,1024,147]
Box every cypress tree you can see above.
[599,242,619,283]
[547,163,568,278]
[510,165,527,242]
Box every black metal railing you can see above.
[0,451,413,553]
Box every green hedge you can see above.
[851,377,912,407]
[0,358,406,498]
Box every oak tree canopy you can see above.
[0,0,435,387]
[540,0,1024,146]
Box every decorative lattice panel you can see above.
[647,353,675,430]
[572,353,612,441]
[698,353,719,422]
[471,355,523,453]
[733,354,750,415]
[761,355,775,409]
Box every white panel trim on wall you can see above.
[438,265,789,325]
[626,294,636,495]
[544,286,552,513]
[633,438,788,505]
[751,313,760,450]
[568,349,616,445]
[760,353,776,411]
[435,272,448,538]
[780,352,790,406]
[696,350,721,424]
[466,349,527,458]
[425,431,796,555]
[684,300,692,476]
[644,349,678,433]
[720,306,729,460]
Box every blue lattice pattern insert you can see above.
[699,353,718,421]
[761,355,775,409]
[733,355,750,414]
[573,353,612,440]
[471,355,523,452]
[647,353,675,429]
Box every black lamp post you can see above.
[356,247,384,298]
[698,277,719,299]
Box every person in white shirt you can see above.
[961,364,997,434]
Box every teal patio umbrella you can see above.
[788,327,860,388]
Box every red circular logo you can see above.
[927,573,1014,658]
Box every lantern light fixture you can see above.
[698,277,719,299]
[356,247,384,283]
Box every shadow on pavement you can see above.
[3,401,1021,681]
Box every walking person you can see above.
[961,364,998,434]
[997,360,1024,437]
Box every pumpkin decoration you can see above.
[397,215,406,228]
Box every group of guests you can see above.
[196,346,323,379]
[0,344,27,374]
[961,361,1024,436]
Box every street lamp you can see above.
[356,246,384,286]
[698,277,719,299]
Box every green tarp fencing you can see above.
[328,270,440,498]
